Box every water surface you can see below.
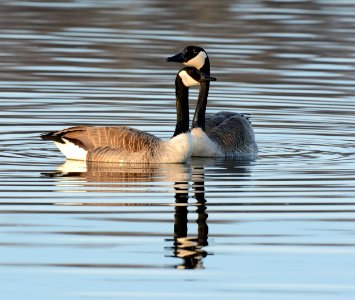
[1,0,355,299]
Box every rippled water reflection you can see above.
[1,0,355,299]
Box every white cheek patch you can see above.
[183,51,207,69]
[178,70,200,87]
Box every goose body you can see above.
[41,67,216,164]
[43,125,191,163]
[167,46,258,158]
[192,112,257,158]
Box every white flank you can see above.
[54,138,87,160]
[178,70,199,87]
[184,51,207,69]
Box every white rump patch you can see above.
[178,70,200,87]
[183,51,207,69]
[55,138,87,161]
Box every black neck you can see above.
[192,57,210,131]
[173,76,190,137]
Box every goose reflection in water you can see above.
[166,158,252,269]
[42,158,252,269]
[43,160,191,193]
[165,173,209,270]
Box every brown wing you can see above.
[42,125,161,153]
[86,147,148,163]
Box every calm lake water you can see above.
[1,0,355,299]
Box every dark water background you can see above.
[1,0,355,299]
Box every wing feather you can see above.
[86,147,150,163]
[205,112,257,153]
[42,125,161,153]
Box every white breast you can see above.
[159,132,192,163]
[191,128,222,157]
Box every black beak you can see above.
[166,52,185,63]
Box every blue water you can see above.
[1,0,355,299]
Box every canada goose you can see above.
[167,46,258,158]
[41,67,216,164]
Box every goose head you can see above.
[167,46,208,71]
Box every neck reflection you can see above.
[166,166,210,270]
